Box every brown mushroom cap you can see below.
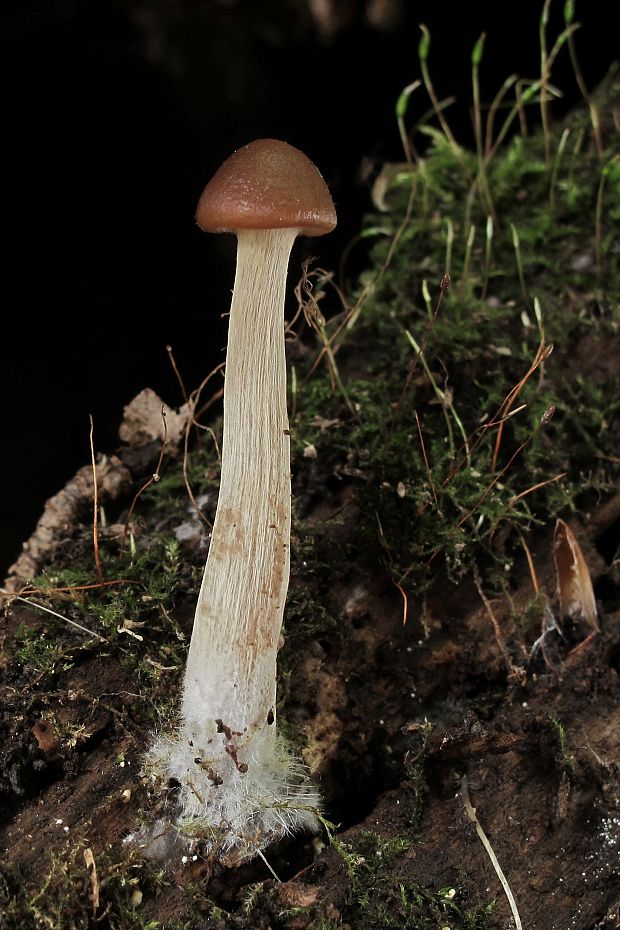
[196,139,337,237]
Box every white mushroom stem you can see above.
[186,226,295,745]
[147,228,320,857]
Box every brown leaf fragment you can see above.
[118,388,190,449]
[554,518,599,634]
[276,881,320,910]
[31,719,60,756]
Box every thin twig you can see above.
[455,435,535,537]
[333,158,420,338]
[473,567,519,678]
[253,846,282,883]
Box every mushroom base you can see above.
[139,726,322,863]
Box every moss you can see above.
[550,717,575,774]
[10,620,74,672]
[0,848,170,930]
[403,720,433,831]
[145,438,221,516]
[11,533,190,688]
[519,589,550,638]
[286,67,620,608]
[332,831,495,929]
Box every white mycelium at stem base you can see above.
[145,138,336,862]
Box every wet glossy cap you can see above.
[196,139,337,237]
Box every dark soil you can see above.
[1,403,619,929]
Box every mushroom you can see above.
[146,140,336,862]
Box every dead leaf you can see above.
[31,719,59,756]
[554,519,599,633]
[119,388,190,448]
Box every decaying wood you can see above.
[5,455,132,590]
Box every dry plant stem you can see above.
[504,471,566,512]
[335,156,419,337]
[180,362,225,528]
[17,579,143,597]
[491,341,552,472]
[165,344,190,405]
[473,568,522,680]
[148,228,320,855]
[392,580,409,627]
[461,776,523,930]
[1,590,105,641]
[519,533,541,593]
[414,409,437,504]
[120,406,168,559]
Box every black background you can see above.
[1,0,616,574]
